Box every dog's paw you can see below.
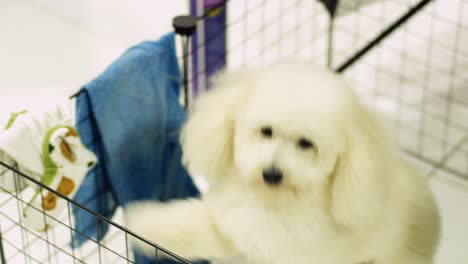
[125,202,165,256]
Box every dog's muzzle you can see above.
[262,167,283,186]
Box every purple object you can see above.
[190,0,227,97]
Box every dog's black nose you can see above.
[262,168,283,186]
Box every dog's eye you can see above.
[298,138,314,150]
[260,126,273,138]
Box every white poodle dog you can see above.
[126,62,440,264]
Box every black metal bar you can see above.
[182,36,190,109]
[67,202,78,264]
[39,189,53,264]
[327,12,335,68]
[0,224,6,264]
[69,90,82,99]
[173,15,196,109]
[12,165,30,264]
[125,232,131,264]
[335,0,433,73]
[96,217,103,264]
[318,0,339,17]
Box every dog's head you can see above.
[182,62,394,227]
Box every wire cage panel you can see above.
[0,179,120,263]
[0,161,191,264]
[332,0,468,179]
[225,0,329,69]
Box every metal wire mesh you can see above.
[331,0,468,180]
[0,160,190,264]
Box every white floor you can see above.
[0,0,467,263]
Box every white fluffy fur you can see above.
[126,63,440,264]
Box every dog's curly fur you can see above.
[126,63,440,264]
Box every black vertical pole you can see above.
[327,13,335,68]
[0,224,6,264]
[320,0,338,68]
[181,36,190,109]
[173,15,197,110]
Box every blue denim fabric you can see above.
[72,33,203,264]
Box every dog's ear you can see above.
[181,70,252,185]
[330,103,395,229]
